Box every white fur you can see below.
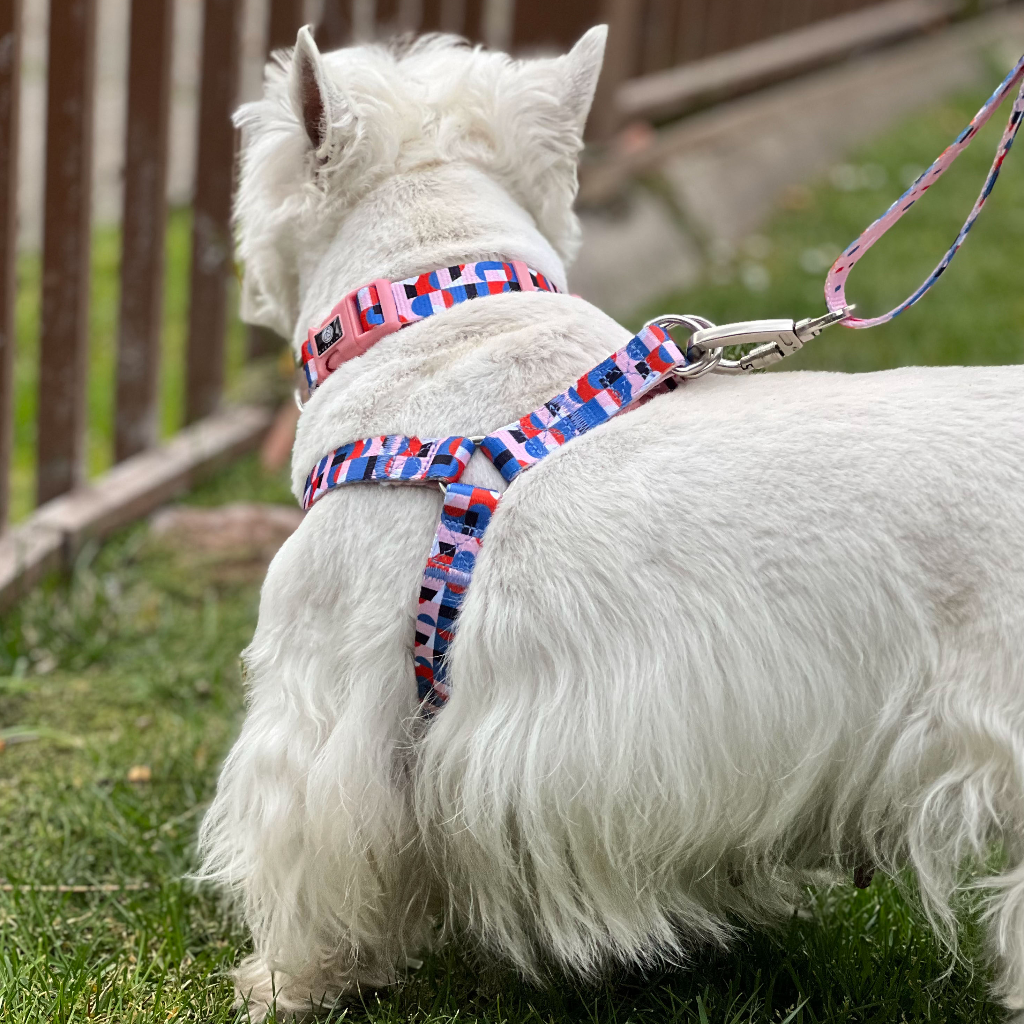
[198,25,1024,1021]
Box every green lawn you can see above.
[2,70,1023,1023]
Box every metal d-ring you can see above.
[643,314,723,379]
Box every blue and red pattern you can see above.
[479,324,687,483]
[414,483,501,710]
[358,261,557,329]
[299,335,322,391]
[301,434,475,510]
[300,261,560,395]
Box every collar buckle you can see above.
[303,278,401,388]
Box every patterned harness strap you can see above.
[301,435,475,510]
[300,323,692,712]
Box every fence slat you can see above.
[185,0,243,426]
[510,0,596,52]
[0,0,21,529]
[463,0,484,40]
[317,1,352,49]
[246,0,306,362]
[268,0,305,51]
[589,0,643,141]
[674,0,710,63]
[641,0,680,71]
[376,0,401,30]
[37,0,98,505]
[115,0,174,462]
[421,0,444,32]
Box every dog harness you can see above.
[300,268,694,711]
[297,52,1024,712]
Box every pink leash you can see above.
[826,52,1024,328]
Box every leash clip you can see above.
[689,305,853,374]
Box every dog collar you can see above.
[300,260,559,393]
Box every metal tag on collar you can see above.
[688,305,854,374]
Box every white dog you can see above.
[197,23,1024,1020]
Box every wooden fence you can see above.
[0,0,985,584]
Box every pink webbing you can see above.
[826,53,1024,328]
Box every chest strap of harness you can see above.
[301,322,691,712]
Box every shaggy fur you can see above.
[197,24,1024,1021]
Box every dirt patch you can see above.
[149,503,304,579]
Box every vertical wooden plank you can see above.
[702,0,737,57]
[268,0,306,51]
[462,0,484,41]
[738,0,768,49]
[640,0,678,72]
[376,0,401,28]
[0,0,20,528]
[589,0,642,142]
[185,0,243,425]
[114,0,174,462]
[316,0,352,49]
[675,0,710,64]
[247,0,306,362]
[510,0,597,53]
[37,0,98,505]
[421,0,444,31]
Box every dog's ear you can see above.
[556,25,608,134]
[289,25,345,154]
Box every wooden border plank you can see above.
[115,0,174,462]
[0,0,21,530]
[615,0,959,125]
[185,0,243,425]
[0,405,274,610]
[37,0,98,505]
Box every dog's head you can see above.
[233,25,607,339]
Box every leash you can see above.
[826,51,1024,328]
[672,51,1024,366]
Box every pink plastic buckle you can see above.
[306,278,401,380]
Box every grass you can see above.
[2,69,1024,1022]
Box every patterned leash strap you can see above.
[826,52,1024,328]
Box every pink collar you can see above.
[300,259,559,393]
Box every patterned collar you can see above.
[300,260,559,394]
